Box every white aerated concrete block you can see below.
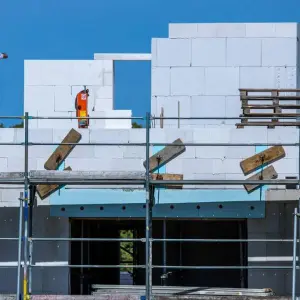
[24,86,55,114]
[204,67,239,96]
[7,158,37,172]
[104,73,113,86]
[0,129,15,143]
[223,159,243,174]
[196,24,218,37]
[53,128,89,143]
[154,38,191,67]
[104,110,132,129]
[87,111,106,129]
[267,128,298,144]
[191,96,226,125]
[169,23,198,38]
[171,67,205,96]
[156,96,191,126]
[191,38,226,67]
[94,98,113,111]
[16,129,53,143]
[28,145,53,159]
[193,128,231,143]
[275,23,298,37]
[225,96,241,125]
[196,146,226,159]
[1,189,23,204]
[246,23,276,37]
[0,158,8,172]
[25,60,104,86]
[272,158,298,174]
[94,146,124,159]
[68,146,95,159]
[216,23,246,37]
[240,67,275,89]
[0,146,23,159]
[152,68,171,96]
[123,146,146,159]
[230,128,268,143]
[224,146,256,159]
[54,86,74,112]
[128,129,146,143]
[88,85,112,99]
[90,129,129,143]
[262,38,297,66]
[226,38,262,67]
[103,60,113,72]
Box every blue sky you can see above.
[0,0,299,126]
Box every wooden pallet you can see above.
[236,89,300,128]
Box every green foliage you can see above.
[10,121,24,128]
[132,122,142,128]
[120,230,133,273]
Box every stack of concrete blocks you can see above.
[24,60,132,129]
[151,23,300,128]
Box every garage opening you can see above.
[70,219,247,294]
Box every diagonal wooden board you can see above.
[244,165,278,193]
[37,166,72,200]
[44,128,82,170]
[151,173,183,189]
[143,138,186,173]
[240,146,285,176]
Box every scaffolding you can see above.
[1,111,300,300]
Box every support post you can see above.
[145,112,152,300]
[162,220,167,286]
[80,220,84,295]
[28,186,35,296]
[17,192,24,300]
[23,112,29,300]
[292,207,298,300]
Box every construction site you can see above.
[1,22,300,300]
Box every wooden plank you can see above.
[241,96,300,100]
[151,173,183,189]
[36,167,72,200]
[44,129,82,170]
[243,113,300,117]
[239,88,300,92]
[240,146,285,176]
[236,122,300,127]
[243,105,300,109]
[143,138,186,173]
[244,165,278,193]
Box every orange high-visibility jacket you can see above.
[75,90,89,128]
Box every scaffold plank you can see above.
[44,128,81,170]
[30,170,146,180]
[144,138,186,173]
[244,165,278,193]
[151,173,183,189]
[240,146,285,175]
[36,167,72,200]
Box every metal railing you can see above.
[0,112,300,300]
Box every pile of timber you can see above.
[236,88,300,128]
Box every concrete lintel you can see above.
[94,53,151,61]
[266,189,300,201]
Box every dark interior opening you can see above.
[70,219,248,295]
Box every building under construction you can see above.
[1,22,300,299]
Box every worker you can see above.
[0,53,8,59]
[75,89,89,128]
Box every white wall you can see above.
[151,23,299,127]
[24,60,132,129]
[0,127,298,206]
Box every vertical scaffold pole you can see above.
[23,112,29,300]
[28,188,34,296]
[145,112,152,300]
[292,207,298,300]
[17,192,24,300]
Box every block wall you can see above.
[0,127,298,207]
[24,60,132,129]
[151,23,299,127]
